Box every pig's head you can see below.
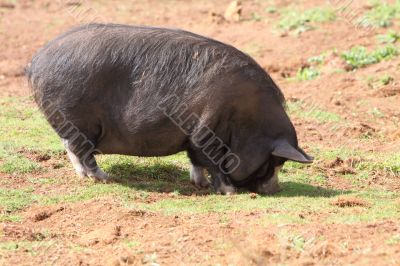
[225,92,313,194]
[226,135,313,194]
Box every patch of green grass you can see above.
[37,182,138,205]
[380,74,394,85]
[249,12,262,22]
[278,7,336,35]
[99,154,188,180]
[366,74,394,89]
[355,153,400,176]
[283,163,327,186]
[261,211,310,225]
[358,1,400,28]
[287,101,342,123]
[34,154,190,205]
[135,194,313,215]
[292,51,335,81]
[369,107,385,118]
[69,244,91,253]
[377,31,400,44]
[0,187,35,212]
[97,154,195,194]
[124,240,141,248]
[0,97,64,174]
[311,147,400,186]
[266,6,277,14]
[328,191,400,223]
[0,97,62,152]
[0,146,41,174]
[278,231,316,253]
[27,177,60,185]
[296,67,320,81]
[0,214,22,222]
[134,177,345,215]
[307,54,326,65]
[0,241,54,255]
[214,239,234,251]
[386,234,400,245]
[143,253,159,264]
[341,45,399,70]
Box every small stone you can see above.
[224,0,242,22]
[250,193,258,199]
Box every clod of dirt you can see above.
[389,129,400,141]
[33,211,51,222]
[333,100,342,106]
[127,209,148,217]
[224,0,242,22]
[343,123,376,138]
[36,154,51,162]
[279,32,289,38]
[110,255,137,266]
[0,1,15,9]
[309,241,341,259]
[325,157,344,168]
[17,148,52,162]
[374,86,400,97]
[324,156,362,175]
[208,11,225,24]
[335,166,356,175]
[300,261,315,266]
[264,63,281,73]
[32,206,64,222]
[330,197,369,208]
[261,249,274,258]
[79,225,122,246]
[65,1,81,7]
[250,193,258,199]
[343,63,355,72]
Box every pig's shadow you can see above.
[106,162,348,197]
[274,181,350,198]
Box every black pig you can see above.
[26,23,313,194]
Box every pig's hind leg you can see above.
[64,142,87,177]
[63,139,109,182]
[190,165,209,188]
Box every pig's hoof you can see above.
[76,169,87,177]
[217,183,236,195]
[88,168,110,182]
[190,178,210,188]
[190,166,209,188]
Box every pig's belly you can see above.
[95,126,189,157]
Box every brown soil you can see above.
[1,0,400,265]
[1,198,398,265]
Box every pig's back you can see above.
[27,23,253,111]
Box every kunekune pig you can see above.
[26,23,313,195]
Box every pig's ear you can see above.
[272,140,314,164]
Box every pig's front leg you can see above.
[210,171,236,195]
[256,166,282,195]
[190,165,210,188]
[63,139,109,182]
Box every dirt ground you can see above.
[0,0,399,265]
